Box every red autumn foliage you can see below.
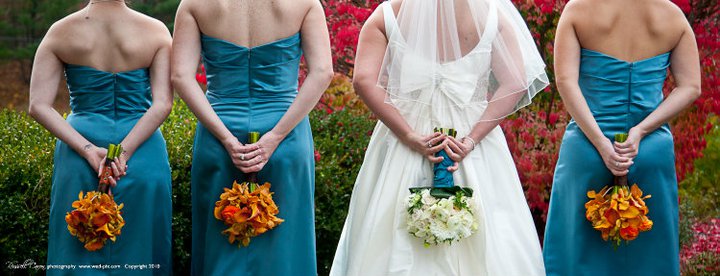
[680,219,720,273]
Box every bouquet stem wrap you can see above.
[432,128,457,188]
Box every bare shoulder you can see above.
[130,10,171,39]
[299,0,322,9]
[649,0,689,25]
[126,10,172,52]
[558,0,599,21]
[362,0,397,35]
[282,0,319,19]
[176,0,202,14]
[41,11,89,49]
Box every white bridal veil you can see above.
[378,0,549,123]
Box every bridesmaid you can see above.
[171,0,332,275]
[543,0,700,275]
[29,0,173,275]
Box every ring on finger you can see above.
[240,154,245,161]
[427,142,432,148]
[615,161,619,167]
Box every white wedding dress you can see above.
[330,2,545,276]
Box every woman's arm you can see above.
[553,3,632,176]
[171,1,248,170]
[352,7,446,163]
[119,23,174,165]
[28,27,115,179]
[240,0,334,172]
[615,18,701,157]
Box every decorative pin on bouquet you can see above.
[66,144,126,251]
[585,133,653,247]
[214,132,284,247]
[405,127,479,247]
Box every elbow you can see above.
[27,101,43,120]
[688,84,701,101]
[311,66,334,89]
[170,73,189,94]
[154,97,174,119]
[555,77,575,91]
[352,73,374,98]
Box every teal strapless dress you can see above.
[543,49,679,275]
[190,33,316,276]
[46,65,172,275]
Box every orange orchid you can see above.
[65,191,125,251]
[214,181,284,247]
[585,183,653,246]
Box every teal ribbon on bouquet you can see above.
[409,127,473,199]
[433,127,457,188]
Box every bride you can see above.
[330,0,548,275]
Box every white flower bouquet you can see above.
[406,184,478,247]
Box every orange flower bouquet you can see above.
[66,144,126,251]
[585,133,653,246]
[214,132,284,247]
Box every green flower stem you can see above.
[246,132,261,184]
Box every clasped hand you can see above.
[84,145,128,190]
[405,132,475,172]
[599,128,643,176]
[224,132,283,173]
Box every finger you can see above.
[612,169,629,176]
[444,145,463,162]
[446,136,463,147]
[118,155,127,169]
[447,162,459,172]
[613,141,629,148]
[614,147,635,154]
[234,150,262,161]
[422,132,443,142]
[109,176,117,187]
[245,163,263,173]
[426,134,446,146]
[426,140,447,154]
[236,144,257,153]
[427,155,444,163]
[446,138,465,155]
[98,161,105,177]
[611,155,631,163]
[239,155,264,167]
[110,162,121,179]
[114,159,126,176]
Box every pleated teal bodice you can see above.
[577,49,671,133]
[544,49,679,275]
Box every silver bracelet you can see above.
[461,136,476,150]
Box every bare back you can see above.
[44,3,170,73]
[185,0,314,48]
[569,0,688,62]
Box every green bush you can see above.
[311,110,376,275]
[0,110,54,275]
[162,101,197,274]
[680,116,720,221]
[0,101,377,275]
